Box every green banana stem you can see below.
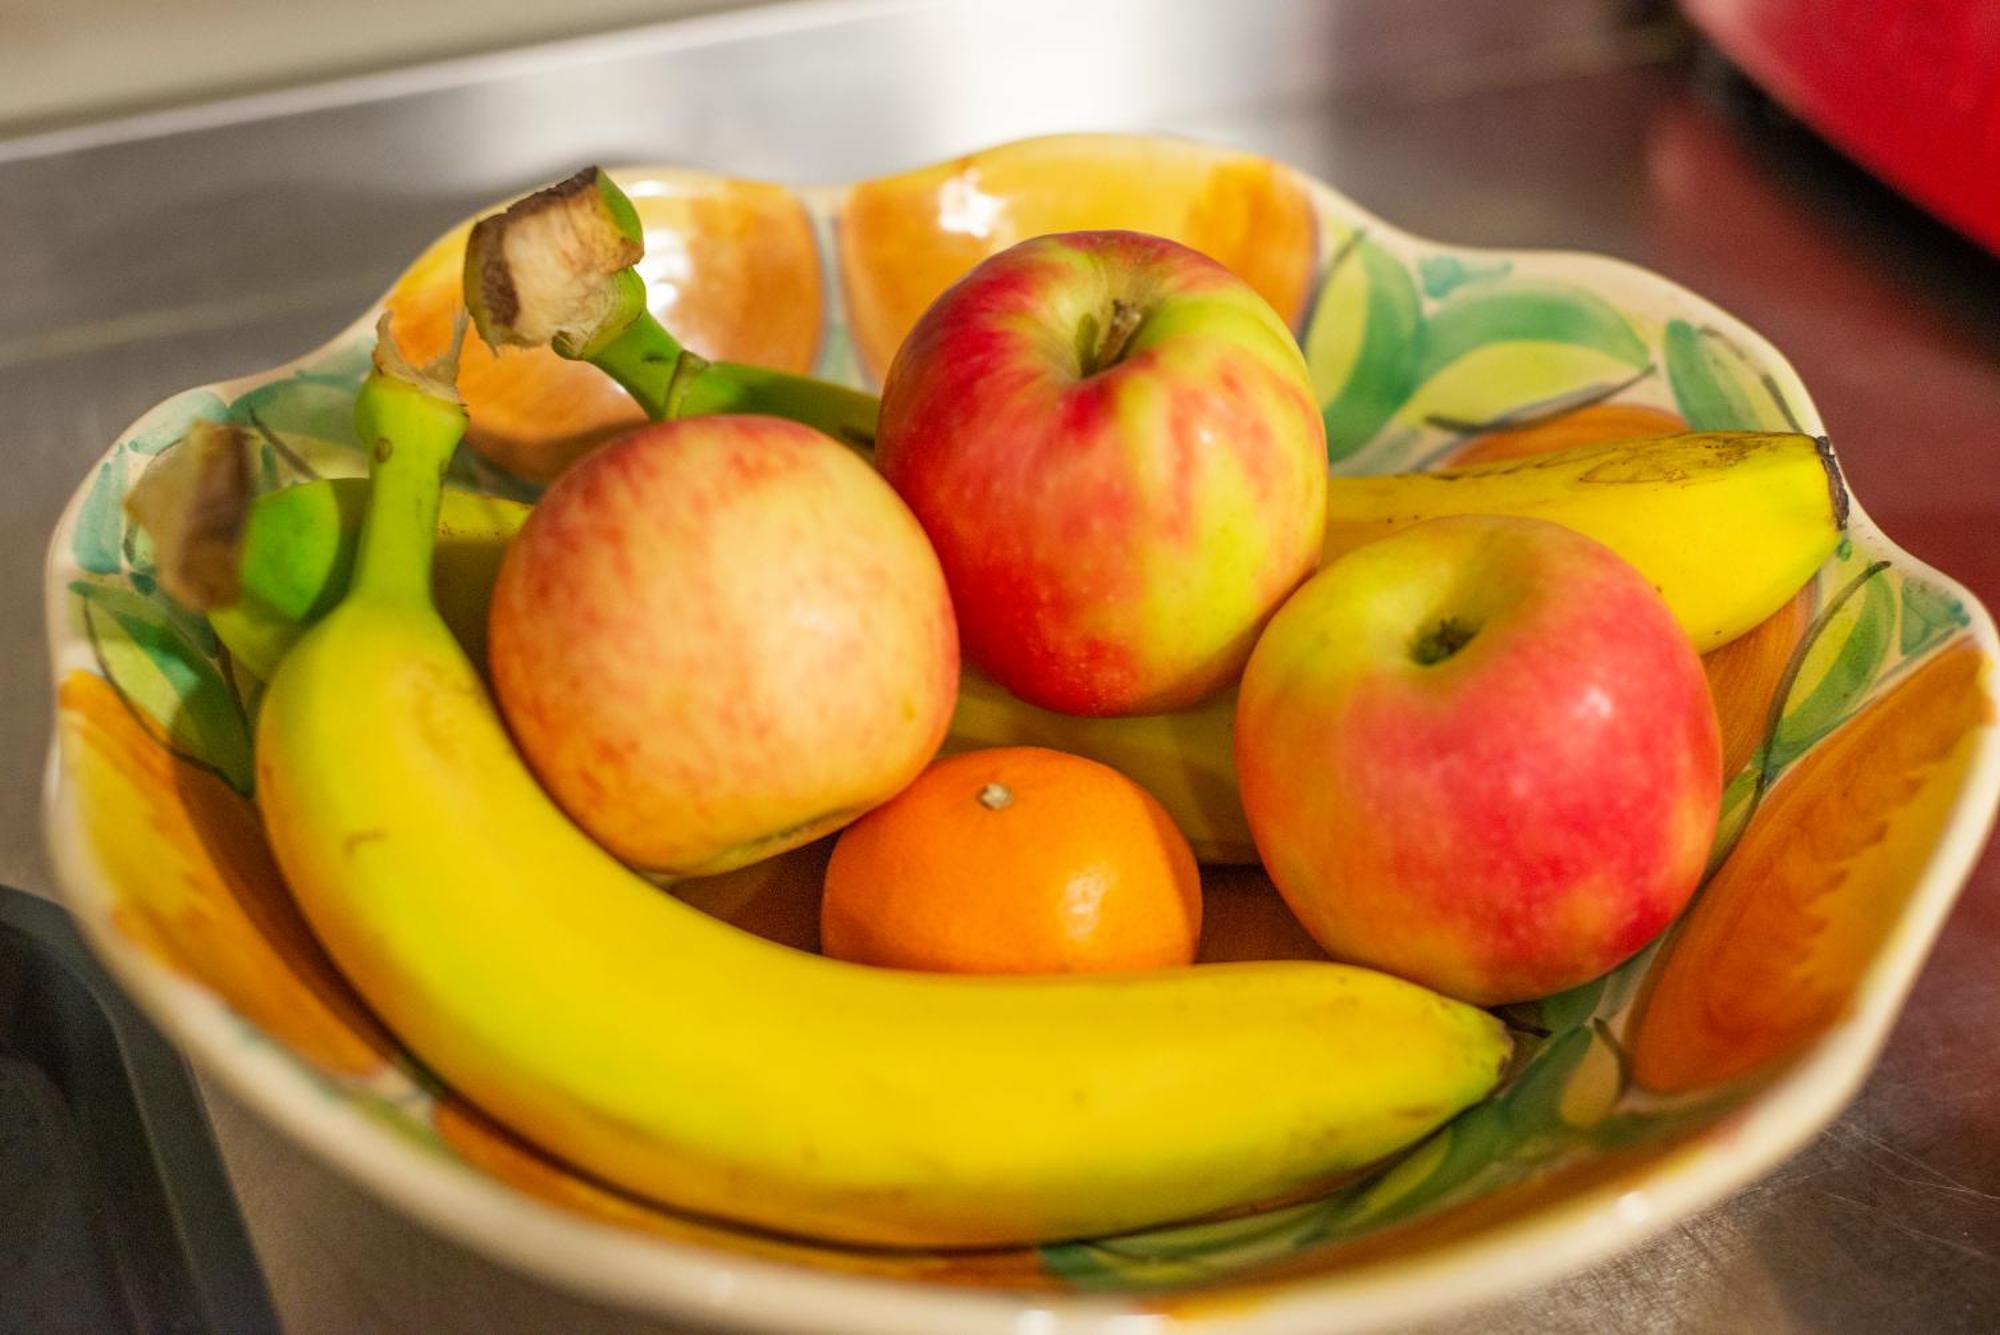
[350,314,469,609]
[592,312,880,448]
[678,359,879,451]
[583,309,710,419]
[465,166,879,448]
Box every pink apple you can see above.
[875,230,1327,717]
[1235,515,1722,1006]
[488,415,959,876]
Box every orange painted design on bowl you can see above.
[838,134,1318,383]
[56,670,392,1077]
[1702,585,1817,780]
[1629,638,1992,1092]
[1445,403,1688,467]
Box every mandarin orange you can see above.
[821,747,1201,974]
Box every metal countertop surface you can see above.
[3,0,1997,1330]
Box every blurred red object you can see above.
[1680,0,2000,254]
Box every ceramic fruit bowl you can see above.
[41,134,2000,1333]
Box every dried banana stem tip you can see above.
[122,418,253,610]
[371,310,467,402]
[464,166,646,355]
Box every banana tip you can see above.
[1814,435,1849,531]
[370,311,465,402]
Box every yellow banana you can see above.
[254,322,1509,1248]
[1323,432,1845,652]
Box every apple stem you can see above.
[1080,299,1145,377]
[977,782,1014,811]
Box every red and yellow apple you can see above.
[875,230,1327,717]
[1235,515,1722,1005]
[488,415,959,876]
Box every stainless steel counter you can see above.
[5,0,1997,1329]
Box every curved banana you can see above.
[255,326,1509,1247]
[1324,431,1846,652]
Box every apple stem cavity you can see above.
[1412,617,1479,666]
[977,782,1015,811]
[1077,299,1145,377]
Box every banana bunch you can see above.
[252,321,1509,1246]
[213,429,1841,863]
